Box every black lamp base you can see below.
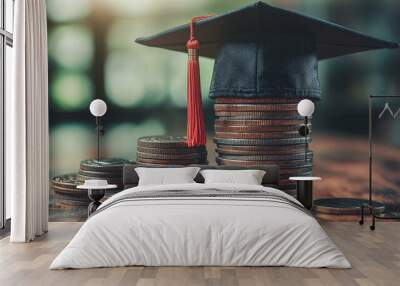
[313,198,385,215]
[374,212,400,219]
[360,203,400,231]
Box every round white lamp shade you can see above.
[90,99,107,117]
[297,99,315,117]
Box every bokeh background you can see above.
[47,0,400,221]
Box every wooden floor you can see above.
[0,222,399,286]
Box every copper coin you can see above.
[137,146,207,155]
[51,174,90,206]
[214,131,301,139]
[219,152,313,161]
[138,135,190,148]
[52,191,90,206]
[214,111,303,119]
[215,125,302,132]
[136,162,184,167]
[216,144,307,152]
[215,98,300,104]
[215,119,304,127]
[216,146,307,155]
[78,169,123,178]
[216,157,312,168]
[51,173,82,190]
[80,158,131,172]
[213,137,311,146]
[136,157,208,165]
[214,104,298,112]
[137,151,207,160]
[52,185,87,196]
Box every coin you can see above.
[51,173,82,190]
[212,97,315,190]
[52,191,90,207]
[216,157,312,168]
[214,131,301,139]
[80,158,131,172]
[136,162,182,167]
[216,146,307,155]
[214,103,298,112]
[215,119,304,126]
[214,111,304,120]
[213,137,311,146]
[219,152,313,161]
[138,135,190,148]
[137,151,207,160]
[78,169,123,178]
[137,146,207,155]
[136,157,208,165]
[51,174,90,207]
[215,98,299,104]
[215,125,302,133]
[52,185,87,196]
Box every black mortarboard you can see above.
[136,1,398,100]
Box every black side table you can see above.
[289,177,321,210]
[77,183,117,216]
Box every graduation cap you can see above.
[135,1,398,146]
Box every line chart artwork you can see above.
[378,103,400,119]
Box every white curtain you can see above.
[6,0,49,242]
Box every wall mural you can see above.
[379,103,400,119]
[47,0,400,221]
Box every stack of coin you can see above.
[213,98,313,194]
[51,173,88,207]
[137,135,208,166]
[78,158,131,195]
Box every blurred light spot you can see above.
[51,73,93,111]
[105,51,165,107]
[104,0,205,16]
[107,19,162,51]
[166,54,186,108]
[49,25,94,70]
[104,120,165,160]
[47,0,91,22]
[50,124,92,176]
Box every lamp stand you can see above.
[95,117,104,162]
[298,116,310,162]
[305,116,308,162]
[359,95,400,230]
[314,96,385,223]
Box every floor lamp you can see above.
[312,95,384,218]
[359,95,400,230]
[297,99,314,161]
[89,99,107,161]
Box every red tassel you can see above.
[186,16,209,147]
